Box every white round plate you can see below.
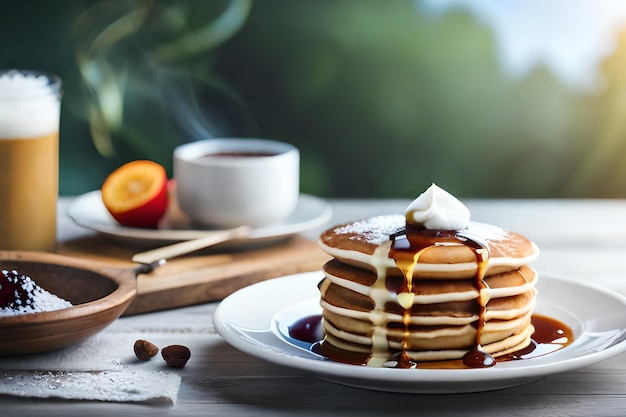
[213,272,626,393]
[67,191,332,248]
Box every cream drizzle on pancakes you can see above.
[318,215,539,367]
[321,264,538,319]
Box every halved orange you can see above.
[101,160,169,228]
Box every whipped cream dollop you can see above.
[405,183,470,230]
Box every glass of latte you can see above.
[0,70,62,251]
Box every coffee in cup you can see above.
[174,138,300,228]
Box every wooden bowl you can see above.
[0,251,136,356]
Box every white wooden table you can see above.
[3,198,626,416]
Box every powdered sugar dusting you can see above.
[466,221,509,241]
[332,216,512,246]
[334,216,511,243]
[0,269,73,317]
[333,215,405,244]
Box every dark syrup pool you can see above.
[286,313,573,368]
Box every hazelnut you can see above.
[134,339,159,361]
[161,344,191,368]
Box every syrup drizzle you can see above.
[389,227,493,368]
[290,314,573,368]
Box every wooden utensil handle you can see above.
[131,226,251,265]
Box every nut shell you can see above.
[134,339,159,361]
[161,344,191,368]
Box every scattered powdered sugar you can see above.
[333,215,405,244]
[466,221,509,242]
[0,269,73,317]
[332,216,511,246]
[0,334,183,405]
[0,369,181,405]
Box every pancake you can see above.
[322,259,538,302]
[319,215,539,279]
[317,213,539,368]
[321,320,535,364]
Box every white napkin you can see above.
[0,334,181,406]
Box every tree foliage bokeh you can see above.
[2,0,626,198]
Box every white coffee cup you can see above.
[173,138,300,228]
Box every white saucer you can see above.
[213,272,626,393]
[67,191,332,248]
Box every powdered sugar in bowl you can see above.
[0,251,136,356]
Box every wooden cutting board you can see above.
[57,235,330,315]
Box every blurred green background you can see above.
[3,0,626,199]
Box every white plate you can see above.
[67,191,332,248]
[213,272,626,393]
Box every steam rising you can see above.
[73,0,252,159]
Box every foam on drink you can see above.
[0,70,60,138]
[0,70,61,251]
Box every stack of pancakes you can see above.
[318,215,540,367]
